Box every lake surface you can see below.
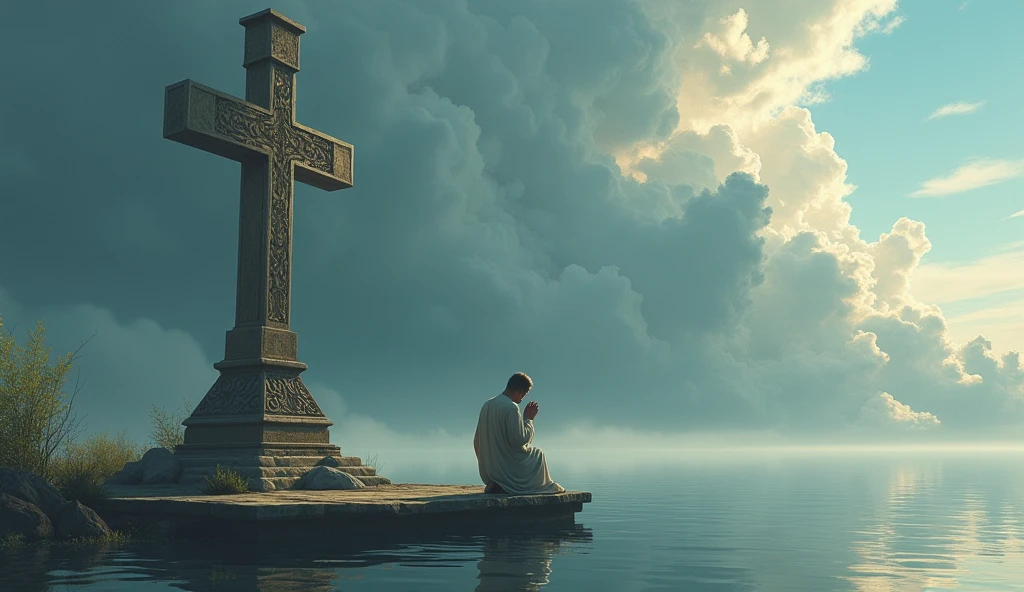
[3,451,1024,591]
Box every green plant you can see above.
[149,398,193,450]
[0,318,91,479]
[50,431,143,505]
[202,465,250,495]
[364,452,386,474]
[0,534,25,550]
[51,431,142,483]
[59,529,132,549]
[58,471,110,507]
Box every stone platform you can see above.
[173,447,390,491]
[95,484,592,542]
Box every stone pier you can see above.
[96,485,592,542]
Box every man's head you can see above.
[503,372,533,403]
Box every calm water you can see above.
[3,452,1024,591]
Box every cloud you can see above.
[927,100,986,120]
[697,9,770,65]
[941,299,1024,354]
[3,0,1024,448]
[910,159,1024,197]
[0,287,216,444]
[855,392,941,431]
[911,248,1024,303]
[649,0,903,133]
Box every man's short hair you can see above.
[506,372,533,393]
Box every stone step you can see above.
[180,465,379,481]
[256,455,365,468]
[174,454,365,469]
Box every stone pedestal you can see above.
[175,355,388,491]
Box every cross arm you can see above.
[163,79,272,162]
[291,123,354,191]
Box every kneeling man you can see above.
[474,372,564,495]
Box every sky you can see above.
[2,0,1023,458]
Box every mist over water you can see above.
[4,450,1024,591]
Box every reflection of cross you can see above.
[163,9,352,451]
[164,8,351,359]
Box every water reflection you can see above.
[475,528,590,591]
[6,456,1024,591]
[844,457,1024,591]
[0,524,592,592]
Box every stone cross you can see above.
[163,9,351,449]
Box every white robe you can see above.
[474,394,564,495]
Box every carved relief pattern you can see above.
[268,155,291,324]
[266,68,333,324]
[214,98,273,152]
[271,25,299,68]
[192,373,263,416]
[264,373,325,416]
[295,133,333,173]
[210,67,341,326]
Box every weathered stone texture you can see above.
[53,500,111,540]
[0,468,67,517]
[107,460,144,485]
[140,448,182,485]
[295,466,366,491]
[0,493,53,540]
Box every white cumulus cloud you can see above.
[856,392,941,431]
[697,9,770,65]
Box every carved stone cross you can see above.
[163,9,351,450]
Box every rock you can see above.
[107,460,144,485]
[53,500,110,540]
[140,447,181,485]
[0,493,53,541]
[0,468,68,517]
[315,456,343,468]
[294,466,365,491]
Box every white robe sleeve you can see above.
[506,404,534,449]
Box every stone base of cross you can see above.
[161,9,386,490]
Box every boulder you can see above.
[140,448,181,485]
[315,456,343,468]
[0,468,68,516]
[0,493,53,541]
[294,466,365,491]
[107,460,144,485]
[52,500,110,540]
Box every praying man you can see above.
[474,372,565,495]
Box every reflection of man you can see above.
[474,372,564,495]
[474,535,557,592]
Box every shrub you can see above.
[50,431,143,505]
[0,534,26,550]
[0,318,89,479]
[364,452,386,474]
[149,398,193,450]
[202,465,249,495]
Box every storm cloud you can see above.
[1,0,1020,449]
